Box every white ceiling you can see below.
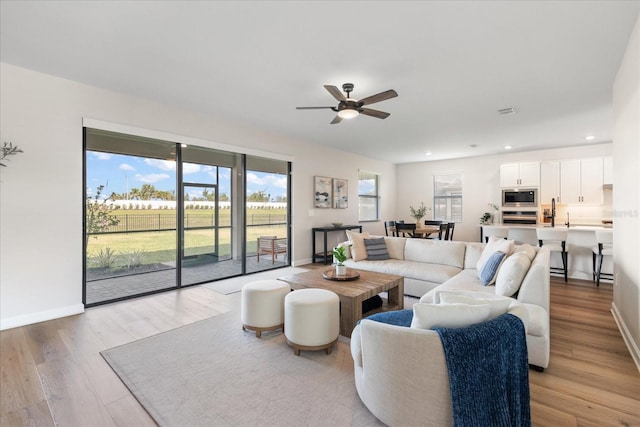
[1,1,638,164]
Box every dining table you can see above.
[390,225,440,238]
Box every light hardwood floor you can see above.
[1,273,639,426]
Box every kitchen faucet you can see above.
[565,212,570,228]
[551,198,556,228]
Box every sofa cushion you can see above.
[513,244,537,262]
[411,303,491,330]
[420,269,493,303]
[439,293,512,320]
[344,259,460,284]
[346,230,370,261]
[463,242,485,269]
[478,251,507,285]
[476,236,515,271]
[364,237,390,260]
[495,252,532,297]
[405,239,467,269]
[383,236,406,260]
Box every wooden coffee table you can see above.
[279,268,404,338]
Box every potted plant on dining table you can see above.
[409,202,429,224]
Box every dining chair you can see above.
[384,220,396,237]
[424,220,442,226]
[446,222,455,240]
[430,223,449,240]
[395,223,417,238]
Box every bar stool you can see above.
[482,225,509,243]
[592,229,613,287]
[536,228,569,282]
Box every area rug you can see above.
[204,266,310,295]
[101,311,382,426]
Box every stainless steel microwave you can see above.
[502,188,537,207]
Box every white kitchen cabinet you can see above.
[540,161,560,204]
[500,162,540,188]
[560,158,603,204]
[603,156,613,186]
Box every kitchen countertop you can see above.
[480,224,612,230]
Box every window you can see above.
[433,173,463,222]
[358,170,379,221]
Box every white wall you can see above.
[396,144,613,243]
[0,63,396,329]
[612,14,640,369]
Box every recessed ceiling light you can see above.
[181,143,188,147]
[504,145,512,150]
[425,152,432,156]
[585,135,595,140]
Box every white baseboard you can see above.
[0,304,85,331]
[611,302,640,373]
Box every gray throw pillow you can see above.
[364,237,390,260]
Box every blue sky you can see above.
[86,151,287,200]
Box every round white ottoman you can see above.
[284,288,340,356]
[241,280,291,338]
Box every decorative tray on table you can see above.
[322,269,360,281]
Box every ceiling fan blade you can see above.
[296,106,334,110]
[324,85,346,102]
[359,89,398,106]
[330,115,343,124]
[360,108,390,119]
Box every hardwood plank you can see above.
[104,395,157,427]
[530,400,577,427]
[0,400,55,427]
[0,328,46,414]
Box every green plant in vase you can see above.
[409,202,428,223]
[332,246,348,275]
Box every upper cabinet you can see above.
[500,162,540,188]
[540,161,560,204]
[560,158,603,204]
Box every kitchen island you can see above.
[480,224,613,282]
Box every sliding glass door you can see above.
[84,128,291,307]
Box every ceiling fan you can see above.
[296,83,398,124]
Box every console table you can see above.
[312,225,362,264]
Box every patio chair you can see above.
[257,236,287,263]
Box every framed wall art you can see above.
[314,176,332,208]
[333,178,348,209]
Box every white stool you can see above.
[241,280,291,338]
[536,228,569,282]
[482,226,509,243]
[284,289,339,356]
[592,229,613,287]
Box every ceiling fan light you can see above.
[338,108,359,119]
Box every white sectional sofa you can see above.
[340,235,551,369]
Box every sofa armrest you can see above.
[517,247,550,311]
[353,320,452,426]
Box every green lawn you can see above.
[87,208,288,269]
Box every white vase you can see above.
[336,265,347,276]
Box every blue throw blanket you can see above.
[435,314,531,427]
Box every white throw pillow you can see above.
[383,236,406,260]
[513,244,536,262]
[495,252,531,297]
[476,236,515,271]
[410,303,491,330]
[439,293,512,320]
[346,230,370,261]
